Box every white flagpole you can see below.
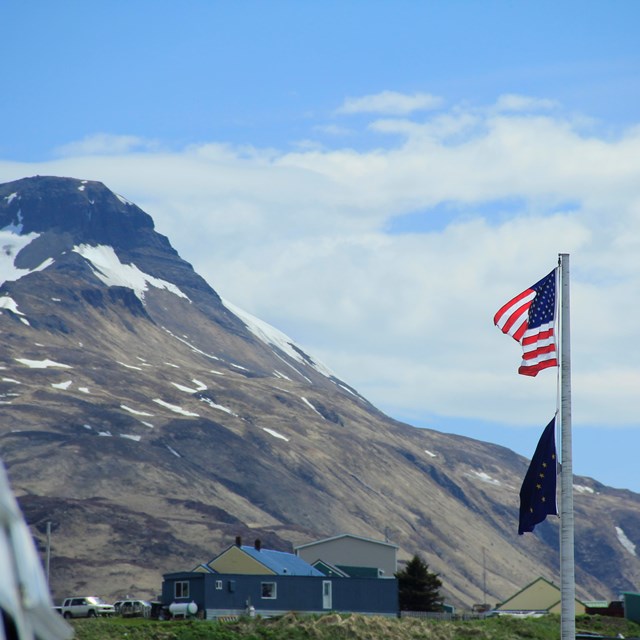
[559,253,575,640]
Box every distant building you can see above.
[162,537,398,619]
[584,600,624,617]
[497,576,586,615]
[295,533,398,578]
[194,538,323,576]
[621,592,640,623]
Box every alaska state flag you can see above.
[519,417,558,535]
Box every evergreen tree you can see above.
[395,554,443,611]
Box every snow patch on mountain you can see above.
[199,397,236,415]
[262,427,289,442]
[120,434,141,442]
[15,358,71,369]
[153,398,199,417]
[615,526,637,556]
[0,296,25,317]
[117,361,143,371]
[172,382,200,393]
[574,484,595,495]
[115,193,133,206]
[51,380,72,390]
[121,404,153,417]
[0,229,54,285]
[467,470,501,486]
[0,296,31,327]
[73,244,190,302]
[301,396,324,418]
[222,298,335,379]
[162,327,222,361]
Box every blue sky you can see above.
[2,1,640,491]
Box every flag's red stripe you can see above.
[522,328,554,345]
[502,305,531,336]
[511,320,530,342]
[518,358,558,377]
[521,344,557,361]
[493,288,534,327]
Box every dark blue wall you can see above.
[162,572,206,607]
[162,572,398,615]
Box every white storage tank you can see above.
[168,601,198,618]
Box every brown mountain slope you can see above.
[1,176,639,608]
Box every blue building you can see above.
[162,538,398,618]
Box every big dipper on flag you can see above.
[493,269,558,376]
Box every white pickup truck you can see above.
[60,596,115,618]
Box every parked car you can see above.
[60,596,115,618]
[117,599,151,618]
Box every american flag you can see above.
[493,268,558,377]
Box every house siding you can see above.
[296,535,397,578]
[162,572,398,618]
[208,545,277,575]
[499,579,559,610]
[162,572,206,610]
[498,577,586,614]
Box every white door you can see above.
[322,580,332,609]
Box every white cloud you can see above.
[337,90,443,115]
[494,94,558,113]
[54,133,158,157]
[2,96,640,431]
[312,124,354,137]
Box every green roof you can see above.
[336,565,380,578]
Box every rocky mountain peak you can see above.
[0,176,158,249]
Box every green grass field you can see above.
[68,613,640,640]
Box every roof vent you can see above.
[254,539,262,551]
[235,536,242,547]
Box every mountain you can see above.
[1,175,639,608]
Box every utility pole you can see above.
[482,547,487,606]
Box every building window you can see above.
[261,582,277,599]
[175,581,189,599]
[215,580,223,590]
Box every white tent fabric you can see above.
[0,461,73,640]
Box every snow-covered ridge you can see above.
[115,193,133,206]
[222,298,335,379]
[72,244,190,302]
[0,228,54,286]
